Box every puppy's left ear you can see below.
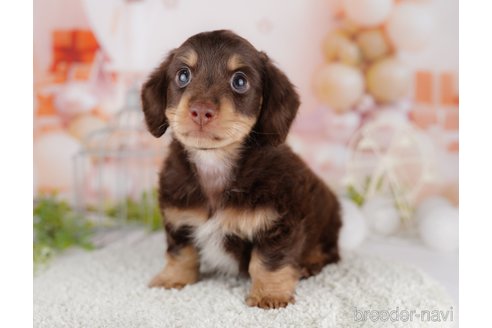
[255,52,300,146]
[141,51,175,138]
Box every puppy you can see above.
[141,30,341,309]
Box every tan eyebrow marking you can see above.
[177,49,198,67]
[227,54,245,71]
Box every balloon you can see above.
[68,114,107,141]
[313,63,365,112]
[356,29,391,62]
[34,131,81,192]
[342,0,394,27]
[418,204,459,252]
[321,31,361,65]
[414,196,452,223]
[367,57,411,103]
[362,196,400,235]
[338,40,361,66]
[386,2,434,51]
[339,198,368,250]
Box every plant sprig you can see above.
[34,196,94,269]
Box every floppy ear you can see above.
[254,52,300,146]
[141,52,175,138]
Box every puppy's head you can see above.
[141,30,300,149]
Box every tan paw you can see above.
[148,270,198,289]
[246,294,295,309]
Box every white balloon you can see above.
[362,196,400,235]
[386,2,434,51]
[342,0,394,27]
[339,198,368,250]
[418,205,459,252]
[34,131,81,191]
[415,196,452,223]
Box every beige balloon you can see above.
[356,29,390,61]
[322,31,361,66]
[313,63,365,112]
[338,40,361,66]
[367,57,411,103]
[342,0,394,27]
[322,31,348,61]
[68,114,107,141]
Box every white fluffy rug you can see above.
[34,229,455,328]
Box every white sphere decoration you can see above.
[414,196,452,223]
[339,198,368,250]
[342,0,394,27]
[386,2,434,51]
[34,131,81,191]
[362,196,400,235]
[418,205,459,252]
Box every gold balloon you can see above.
[322,31,348,61]
[366,57,411,103]
[356,29,390,62]
[313,63,365,112]
[338,40,361,66]
[322,31,361,66]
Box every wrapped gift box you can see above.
[50,29,99,80]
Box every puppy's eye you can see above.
[230,72,249,93]
[176,67,192,88]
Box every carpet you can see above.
[34,228,455,327]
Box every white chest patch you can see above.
[193,216,239,276]
[194,218,239,275]
[188,147,237,195]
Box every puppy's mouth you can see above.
[181,130,223,142]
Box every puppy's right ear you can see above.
[141,51,175,138]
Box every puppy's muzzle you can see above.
[189,101,218,127]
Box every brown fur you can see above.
[142,30,341,309]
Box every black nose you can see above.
[189,102,218,126]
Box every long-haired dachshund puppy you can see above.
[141,30,341,309]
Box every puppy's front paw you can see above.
[148,270,197,289]
[149,246,199,289]
[246,294,295,309]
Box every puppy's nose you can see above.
[189,102,218,126]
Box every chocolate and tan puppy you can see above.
[141,30,341,309]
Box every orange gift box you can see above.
[51,30,99,71]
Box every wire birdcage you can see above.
[73,87,167,229]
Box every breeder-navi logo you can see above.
[353,306,454,323]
